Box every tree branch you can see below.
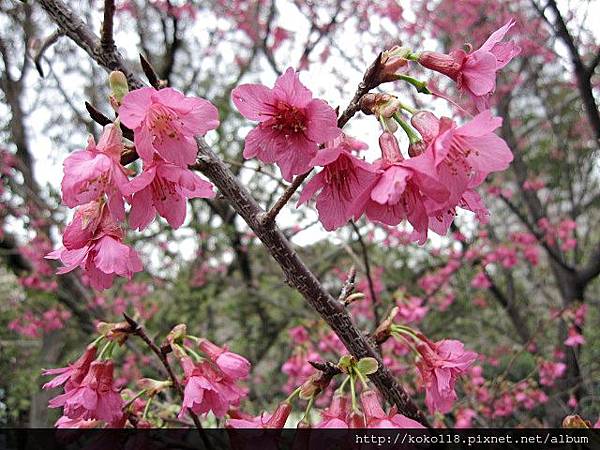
[37,0,429,426]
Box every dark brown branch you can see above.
[37,0,429,426]
[100,0,116,50]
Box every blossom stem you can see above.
[354,366,369,389]
[285,386,303,404]
[300,394,316,424]
[398,102,416,114]
[123,389,147,410]
[90,335,106,347]
[393,113,421,144]
[395,74,431,94]
[349,372,359,412]
[142,395,153,420]
[337,375,351,393]
[98,340,116,360]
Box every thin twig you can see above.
[123,314,212,448]
[101,0,116,50]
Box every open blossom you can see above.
[179,356,246,418]
[416,337,478,413]
[119,87,219,167]
[564,327,585,347]
[49,360,123,424]
[411,110,512,234]
[360,390,425,428]
[297,134,378,230]
[42,344,97,391]
[364,132,448,244]
[231,67,341,181]
[418,19,520,110]
[61,124,130,221]
[123,156,214,230]
[198,339,251,380]
[46,201,143,290]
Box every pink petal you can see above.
[231,84,277,121]
[304,99,341,143]
[119,87,154,129]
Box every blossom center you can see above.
[324,155,358,201]
[272,102,307,136]
[148,104,184,142]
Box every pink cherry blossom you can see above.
[61,124,131,221]
[49,360,123,424]
[231,67,341,181]
[538,360,567,387]
[471,271,491,289]
[416,337,478,413]
[360,390,425,428]
[42,344,97,391]
[123,156,214,230]
[316,394,350,428]
[297,134,378,230]
[179,356,246,418]
[364,132,448,244]
[55,416,101,428]
[119,87,219,167]
[418,19,521,110]
[564,327,585,347]
[46,201,143,290]
[197,339,251,380]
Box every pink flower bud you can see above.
[379,132,403,164]
[265,402,292,428]
[411,111,440,144]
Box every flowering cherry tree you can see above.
[0,0,599,432]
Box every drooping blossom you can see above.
[231,67,341,181]
[123,156,214,230]
[198,339,251,380]
[411,110,512,234]
[46,200,143,290]
[364,132,448,244]
[297,134,379,230]
[226,402,291,428]
[119,87,219,167]
[179,356,246,418]
[564,327,585,347]
[360,390,425,428]
[418,19,521,110]
[49,360,124,424]
[415,337,478,413]
[61,124,131,221]
[42,344,97,392]
[316,394,350,428]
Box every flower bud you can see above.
[411,111,440,144]
[408,140,427,157]
[166,324,187,346]
[379,131,403,164]
[265,402,292,428]
[378,46,411,83]
[96,321,130,345]
[360,93,401,118]
[562,415,589,428]
[109,71,129,104]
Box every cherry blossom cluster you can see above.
[232,20,519,242]
[47,79,218,290]
[42,321,250,428]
